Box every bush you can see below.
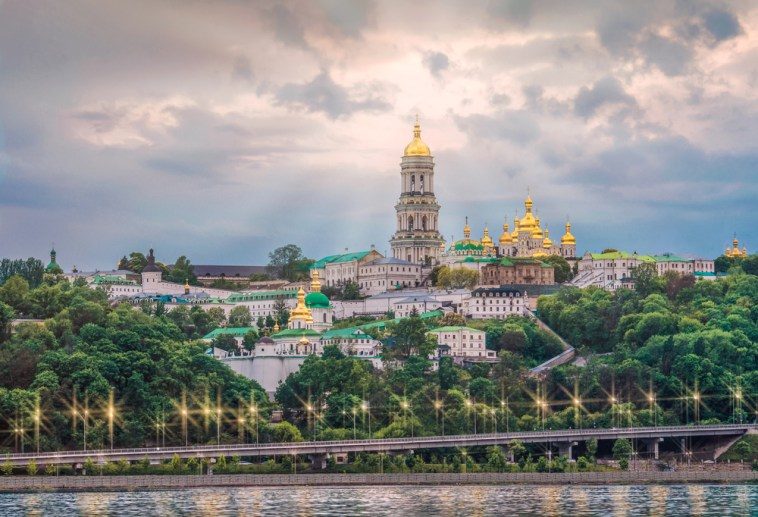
[44,463,56,476]
[1,461,12,476]
[576,457,589,471]
[619,458,629,471]
[26,461,37,476]
[83,458,95,475]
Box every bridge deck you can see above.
[2,424,754,466]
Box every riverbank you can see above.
[1,471,756,492]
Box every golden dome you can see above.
[499,222,512,245]
[561,221,576,245]
[725,235,747,258]
[518,194,539,234]
[532,250,548,258]
[273,321,280,332]
[403,118,431,157]
[511,217,520,240]
[298,335,310,345]
[184,279,190,294]
[543,228,553,248]
[463,217,472,240]
[481,226,494,248]
[290,287,314,324]
[310,269,322,293]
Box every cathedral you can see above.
[724,235,748,258]
[441,193,577,264]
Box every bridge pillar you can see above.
[556,441,577,459]
[642,438,662,460]
[309,453,327,469]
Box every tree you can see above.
[126,252,148,273]
[438,312,466,326]
[632,263,663,298]
[166,256,198,285]
[586,438,598,461]
[612,438,633,461]
[0,301,15,341]
[734,440,752,459]
[0,258,44,287]
[1,461,12,476]
[228,306,252,327]
[267,245,313,281]
[26,460,37,476]
[212,334,239,353]
[342,281,360,300]
[543,255,573,283]
[436,266,479,290]
[391,314,434,358]
[0,275,30,313]
[273,300,289,325]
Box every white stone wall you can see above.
[463,291,525,319]
[430,328,488,358]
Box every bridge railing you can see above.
[2,424,754,463]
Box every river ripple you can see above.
[0,484,755,516]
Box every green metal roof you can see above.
[429,326,482,333]
[225,289,297,303]
[92,274,136,285]
[453,242,484,251]
[590,251,655,262]
[305,291,331,309]
[311,251,373,270]
[203,327,257,339]
[651,253,689,263]
[321,328,372,339]
[329,310,444,337]
[270,328,322,339]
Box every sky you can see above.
[0,0,756,270]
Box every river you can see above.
[0,484,755,516]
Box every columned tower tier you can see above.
[390,121,444,265]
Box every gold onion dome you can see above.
[403,118,431,156]
[518,194,539,233]
[298,335,310,345]
[543,228,553,248]
[481,226,494,247]
[511,217,520,240]
[273,321,280,332]
[499,222,512,244]
[463,217,472,240]
[561,221,576,245]
[290,287,314,323]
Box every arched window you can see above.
[408,216,414,231]
[422,215,428,231]
[410,175,415,192]
[420,174,425,193]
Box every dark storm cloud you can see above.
[423,52,450,78]
[574,76,637,118]
[276,71,392,119]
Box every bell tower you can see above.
[389,118,444,265]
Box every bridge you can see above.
[3,424,754,467]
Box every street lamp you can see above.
[250,404,259,444]
[573,397,582,430]
[434,400,444,436]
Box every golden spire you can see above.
[310,269,321,293]
[463,216,471,240]
[403,116,431,156]
[561,220,576,245]
[184,279,190,295]
[273,321,280,332]
[543,228,553,248]
[481,225,493,248]
[289,287,314,324]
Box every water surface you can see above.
[1,484,755,516]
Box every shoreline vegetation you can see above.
[0,471,756,493]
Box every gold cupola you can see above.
[289,287,314,324]
[463,216,472,240]
[725,235,747,258]
[561,221,576,245]
[403,117,431,157]
[499,221,512,245]
[511,217,520,240]
[542,228,553,249]
[518,193,539,234]
[184,279,190,295]
[481,226,494,248]
[310,269,322,292]
[273,321,280,332]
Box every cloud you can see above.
[639,34,693,76]
[423,51,450,78]
[702,8,742,42]
[231,55,254,82]
[269,4,309,49]
[275,71,392,119]
[455,110,540,144]
[574,76,637,118]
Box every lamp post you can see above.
[83,408,89,452]
[352,407,357,439]
[250,404,259,444]
[181,408,188,446]
[34,408,41,454]
[362,402,371,438]
[434,400,443,436]
[216,407,221,445]
[573,397,581,430]
[692,392,700,425]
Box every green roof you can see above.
[226,289,297,303]
[453,242,484,251]
[311,251,373,270]
[429,326,482,333]
[92,274,136,285]
[651,254,689,263]
[203,327,256,339]
[305,291,331,309]
[270,328,322,339]
[329,310,444,337]
[321,328,372,339]
[590,251,654,262]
